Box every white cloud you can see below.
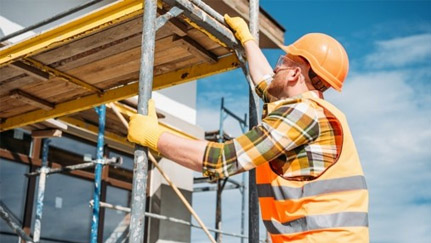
[327,35,431,241]
[364,33,431,69]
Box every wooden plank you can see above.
[92,71,139,90]
[22,57,102,94]
[154,55,201,76]
[68,47,143,84]
[66,44,189,85]
[42,118,68,130]
[174,36,217,64]
[9,89,54,110]
[186,28,225,53]
[51,32,143,71]
[31,129,63,138]
[0,74,38,97]
[18,78,83,102]
[33,15,180,69]
[32,15,144,65]
[0,54,240,131]
[165,18,189,37]
[2,47,200,117]
[10,61,50,81]
[0,96,37,118]
[0,66,26,82]
[45,87,90,103]
[0,107,37,119]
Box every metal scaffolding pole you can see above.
[129,0,157,242]
[214,97,248,242]
[0,201,33,242]
[248,0,261,242]
[0,0,103,42]
[90,104,106,243]
[33,138,50,243]
[26,156,121,177]
[96,201,254,240]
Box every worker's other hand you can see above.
[127,99,165,151]
[224,14,254,46]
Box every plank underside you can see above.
[0,13,230,119]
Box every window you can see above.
[0,159,29,241]
[103,186,130,241]
[31,174,93,242]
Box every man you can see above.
[128,15,369,242]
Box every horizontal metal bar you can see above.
[164,0,239,49]
[223,107,247,126]
[189,0,224,24]
[0,0,103,42]
[193,184,241,192]
[193,176,213,184]
[94,201,249,239]
[155,7,184,30]
[25,157,122,177]
[226,178,243,188]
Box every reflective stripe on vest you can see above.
[257,175,367,200]
[263,212,369,235]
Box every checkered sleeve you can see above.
[202,100,320,179]
[255,76,276,103]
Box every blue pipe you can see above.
[90,104,106,243]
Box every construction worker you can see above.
[128,14,369,242]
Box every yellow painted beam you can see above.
[0,54,240,131]
[0,0,143,67]
[59,116,133,148]
[109,102,197,140]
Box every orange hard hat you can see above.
[280,33,349,91]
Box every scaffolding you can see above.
[0,0,285,242]
[199,97,248,242]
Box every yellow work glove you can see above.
[224,14,254,46]
[127,99,166,152]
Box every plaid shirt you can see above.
[202,79,342,180]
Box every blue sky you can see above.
[193,1,431,242]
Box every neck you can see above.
[285,80,324,99]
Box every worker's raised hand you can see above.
[224,14,254,46]
[127,99,166,151]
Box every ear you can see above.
[286,67,301,82]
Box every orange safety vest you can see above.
[256,97,369,242]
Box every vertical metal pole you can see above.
[237,117,247,243]
[215,97,224,242]
[33,138,50,242]
[218,97,224,144]
[248,0,260,242]
[90,104,106,243]
[240,121,248,243]
[215,180,222,242]
[129,0,157,242]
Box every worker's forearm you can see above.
[157,132,208,172]
[243,40,274,86]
